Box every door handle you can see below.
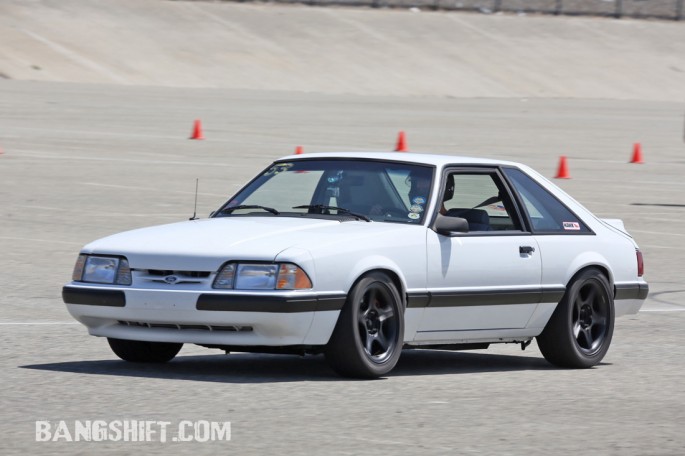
[519,246,535,254]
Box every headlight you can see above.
[213,262,312,290]
[72,254,132,285]
[235,264,279,289]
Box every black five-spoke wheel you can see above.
[357,282,400,363]
[326,272,404,378]
[537,268,614,368]
[573,279,610,355]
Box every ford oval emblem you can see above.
[164,275,179,284]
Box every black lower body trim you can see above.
[197,294,346,313]
[62,286,126,307]
[407,293,430,309]
[430,290,541,307]
[407,288,565,308]
[615,283,649,300]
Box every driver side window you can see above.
[443,171,521,232]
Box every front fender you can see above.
[344,254,409,297]
[274,247,317,290]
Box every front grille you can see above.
[146,270,211,278]
[136,269,212,285]
[117,320,253,332]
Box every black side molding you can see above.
[407,288,565,308]
[615,283,649,300]
[62,286,126,307]
[197,294,346,313]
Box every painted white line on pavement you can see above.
[631,230,685,237]
[639,244,685,251]
[82,182,228,197]
[0,236,83,245]
[16,152,229,167]
[0,322,79,325]
[640,309,685,312]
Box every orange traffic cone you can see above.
[555,156,571,179]
[395,131,408,152]
[189,119,204,140]
[295,146,303,155]
[630,143,644,164]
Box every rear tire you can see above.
[325,272,404,378]
[107,338,183,363]
[537,269,614,368]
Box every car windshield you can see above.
[215,159,435,224]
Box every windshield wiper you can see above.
[293,205,371,222]
[220,205,280,215]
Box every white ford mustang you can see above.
[63,152,648,378]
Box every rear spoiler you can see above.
[601,218,629,235]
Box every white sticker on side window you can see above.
[563,221,581,230]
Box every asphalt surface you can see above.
[1,1,685,455]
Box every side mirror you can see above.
[433,214,469,236]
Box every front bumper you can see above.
[62,285,345,346]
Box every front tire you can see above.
[107,338,183,363]
[325,272,404,378]
[537,269,614,368]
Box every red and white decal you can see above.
[563,221,580,231]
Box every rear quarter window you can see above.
[503,167,591,234]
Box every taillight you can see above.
[636,249,644,277]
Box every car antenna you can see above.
[189,178,199,220]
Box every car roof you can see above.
[277,151,525,169]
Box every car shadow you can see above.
[20,349,565,383]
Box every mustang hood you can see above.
[81,217,420,271]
